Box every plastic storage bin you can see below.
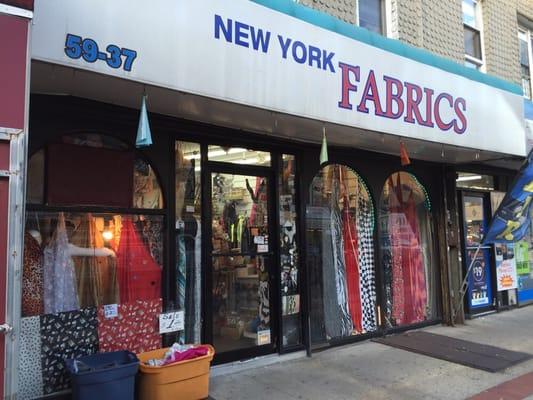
[65,350,139,400]
[137,345,215,400]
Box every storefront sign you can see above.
[31,0,525,155]
[495,244,518,291]
[468,248,491,307]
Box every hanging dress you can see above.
[342,196,363,333]
[71,214,119,307]
[43,213,79,314]
[330,177,353,337]
[117,217,161,303]
[389,175,406,325]
[22,232,44,316]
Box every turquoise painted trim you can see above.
[250,0,523,96]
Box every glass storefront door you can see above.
[209,170,276,360]
[461,193,495,315]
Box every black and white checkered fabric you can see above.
[357,194,378,332]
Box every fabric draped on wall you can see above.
[117,217,161,303]
[43,212,79,314]
[71,214,119,308]
[388,174,428,326]
[22,232,44,316]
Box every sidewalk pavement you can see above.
[209,306,533,400]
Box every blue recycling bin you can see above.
[65,350,139,400]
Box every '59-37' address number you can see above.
[64,34,138,72]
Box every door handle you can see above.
[0,323,12,334]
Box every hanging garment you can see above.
[43,213,79,314]
[97,298,162,353]
[183,216,198,343]
[388,174,428,325]
[342,196,363,333]
[248,178,268,227]
[40,308,98,395]
[138,218,163,266]
[117,218,161,303]
[70,214,119,308]
[330,178,353,337]
[22,232,44,317]
[402,191,428,324]
[194,218,202,343]
[357,194,378,332]
[176,231,186,310]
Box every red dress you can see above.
[342,196,363,333]
[117,218,161,303]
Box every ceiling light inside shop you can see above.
[102,230,114,241]
[456,175,482,182]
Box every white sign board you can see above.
[159,311,185,334]
[495,244,519,291]
[103,304,118,319]
[31,0,526,155]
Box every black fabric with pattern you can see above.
[40,308,98,394]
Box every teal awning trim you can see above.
[250,0,523,96]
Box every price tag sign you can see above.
[103,304,118,319]
[159,311,184,334]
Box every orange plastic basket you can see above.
[137,345,215,400]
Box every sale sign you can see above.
[495,244,519,291]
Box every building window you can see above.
[358,0,384,35]
[519,28,533,99]
[463,0,484,70]
[379,172,439,327]
[307,164,378,344]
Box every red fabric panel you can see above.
[0,1,33,10]
[0,14,28,129]
[97,298,162,353]
[0,179,8,396]
[0,141,9,171]
[117,218,162,303]
[46,144,134,207]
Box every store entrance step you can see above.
[373,331,532,372]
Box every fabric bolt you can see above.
[43,212,79,314]
[330,179,353,337]
[97,298,162,353]
[357,194,378,332]
[117,217,161,303]
[70,214,119,308]
[342,197,363,333]
[22,232,44,317]
[40,308,98,395]
[18,317,43,400]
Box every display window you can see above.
[20,134,165,398]
[307,164,378,343]
[379,172,439,327]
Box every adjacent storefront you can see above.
[5,0,528,398]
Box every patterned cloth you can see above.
[43,212,79,314]
[40,308,98,394]
[357,194,378,332]
[97,298,162,353]
[22,233,44,317]
[18,317,43,400]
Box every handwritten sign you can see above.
[103,304,118,319]
[159,311,184,334]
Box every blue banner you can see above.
[483,150,533,244]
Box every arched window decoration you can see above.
[379,172,438,327]
[307,164,377,343]
[26,133,163,209]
